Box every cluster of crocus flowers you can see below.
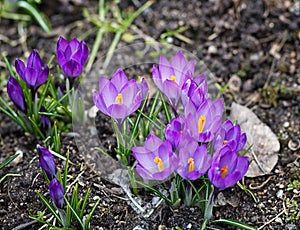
[5,36,89,138]
[38,146,64,209]
[130,51,249,191]
[92,50,249,194]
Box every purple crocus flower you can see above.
[132,134,178,181]
[181,74,208,108]
[15,50,49,91]
[213,120,247,153]
[7,76,26,112]
[152,51,194,108]
[49,178,64,209]
[208,145,249,190]
[165,115,191,150]
[56,36,88,77]
[38,145,57,180]
[185,98,224,143]
[177,142,212,180]
[93,68,148,126]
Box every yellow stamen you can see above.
[223,140,228,144]
[170,75,176,82]
[198,115,206,133]
[220,165,228,179]
[115,93,123,104]
[154,156,164,172]
[188,158,194,172]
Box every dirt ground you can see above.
[0,0,300,229]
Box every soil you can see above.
[0,0,300,229]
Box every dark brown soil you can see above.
[0,0,300,229]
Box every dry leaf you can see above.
[230,103,280,177]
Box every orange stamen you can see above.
[170,75,176,82]
[115,93,123,104]
[188,158,194,172]
[220,165,228,179]
[198,115,206,133]
[223,140,228,144]
[154,156,164,172]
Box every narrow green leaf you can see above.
[84,198,101,230]
[0,153,20,170]
[36,191,63,225]
[65,198,84,229]
[80,188,91,219]
[212,218,257,230]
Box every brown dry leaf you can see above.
[230,103,280,177]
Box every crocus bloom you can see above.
[152,51,194,108]
[132,134,178,181]
[7,76,26,112]
[93,68,148,125]
[208,145,249,190]
[38,145,57,180]
[185,98,224,142]
[177,142,212,180]
[213,120,247,153]
[181,74,208,108]
[49,178,64,209]
[15,50,49,91]
[56,36,88,77]
[165,115,191,150]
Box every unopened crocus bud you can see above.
[56,36,89,77]
[7,76,26,112]
[49,178,64,209]
[38,145,57,180]
[15,50,49,91]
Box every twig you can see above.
[249,176,273,190]
[251,149,266,174]
[258,209,285,230]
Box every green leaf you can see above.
[36,191,63,226]
[0,153,20,170]
[84,198,101,230]
[212,218,257,230]
[65,198,84,230]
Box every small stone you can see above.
[283,121,290,128]
[158,225,166,230]
[278,184,285,189]
[88,105,98,118]
[208,45,218,54]
[276,190,283,199]
[93,195,100,201]
[187,223,192,229]
[11,150,23,165]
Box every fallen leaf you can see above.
[230,103,280,177]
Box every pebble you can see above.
[88,105,98,118]
[187,223,192,229]
[276,190,283,199]
[283,121,290,128]
[208,45,218,54]
[278,184,285,189]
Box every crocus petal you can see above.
[152,64,163,91]
[57,36,69,52]
[15,59,25,77]
[62,60,82,77]
[38,146,57,180]
[162,79,181,108]
[159,55,174,82]
[35,66,49,88]
[111,69,128,91]
[7,76,26,112]
[93,92,108,115]
[49,178,64,209]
